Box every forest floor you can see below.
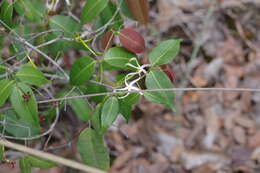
[108,0,260,173]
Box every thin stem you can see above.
[38,87,260,104]
[15,36,70,80]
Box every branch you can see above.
[0,139,107,173]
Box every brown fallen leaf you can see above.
[234,116,255,129]
[180,150,230,170]
[192,164,217,173]
[203,106,221,149]
[112,148,134,170]
[233,126,246,145]
[249,131,260,148]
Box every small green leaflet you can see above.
[83,80,107,103]
[19,157,32,173]
[16,65,50,86]
[101,96,119,130]
[99,2,123,30]
[80,0,108,24]
[19,155,56,173]
[10,25,32,60]
[77,128,110,170]
[0,1,14,29]
[118,0,133,19]
[49,15,81,55]
[49,15,81,37]
[26,155,57,169]
[119,104,131,122]
[0,79,14,106]
[0,110,39,137]
[144,69,176,111]
[10,82,40,130]
[149,39,181,66]
[68,91,92,121]
[14,0,45,22]
[0,65,8,75]
[0,145,4,161]
[70,56,96,85]
[119,93,140,122]
[91,104,102,131]
[104,47,136,69]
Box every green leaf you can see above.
[119,104,131,122]
[81,79,107,103]
[49,15,81,38]
[101,96,119,130]
[149,39,181,66]
[14,0,45,22]
[101,60,122,71]
[80,0,109,24]
[0,65,7,75]
[0,110,39,137]
[104,47,136,69]
[91,104,102,130]
[0,79,14,106]
[118,0,133,18]
[10,82,40,128]
[77,128,110,170]
[70,56,96,85]
[26,155,57,169]
[144,69,176,111]
[19,157,32,173]
[10,25,32,60]
[99,2,123,30]
[0,145,4,161]
[119,93,140,121]
[48,15,81,55]
[16,65,50,86]
[0,1,14,29]
[68,91,92,121]
[48,15,81,56]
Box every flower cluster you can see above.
[114,58,150,99]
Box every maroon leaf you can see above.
[119,28,145,53]
[101,30,115,51]
[160,64,176,83]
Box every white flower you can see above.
[46,0,59,11]
[114,58,150,99]
[65,0,71,6]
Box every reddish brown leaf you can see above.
[160,64,176,83]
[101,30,115,51]
[63,53,72,68]
[119,28,145,53]
[125,0,149,25]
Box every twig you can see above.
[37,87,260,104]
[27,29,64,42]
[0,36,69,65]
[0,139,107,173]
[15,36,70,80]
